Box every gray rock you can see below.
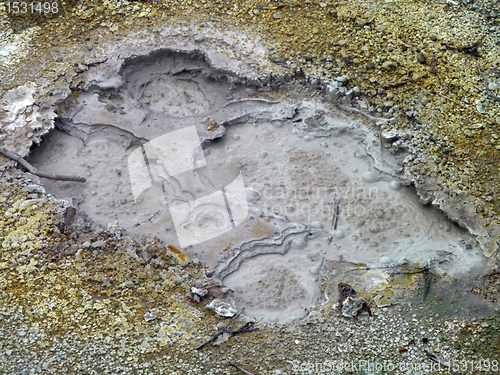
[91,240,106,248]
[341,296,366,318]
[144,311,158,322]
[191,287,209,302]
[25,184,46,194]
[206,299,237,317]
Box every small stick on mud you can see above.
[438,93,500,126]
[379,132,384,161]
[228,363,256,375]
[196,309,255,350]
[0,146,86,183]
[331,194,339,230]
[337,104,393,124]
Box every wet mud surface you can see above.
[27,49,488,324]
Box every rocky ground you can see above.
[0,172,499,375]
[1,0,500,374]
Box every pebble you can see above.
[417,52,427,64]
[120,280,135,288]
[207,299,237,317]
[144,311,158,322]
[24,184,45,194]
[382,61,397,70]
[475,100,488,113]
[92,240,106,248]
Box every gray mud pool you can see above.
[29,49,488,324]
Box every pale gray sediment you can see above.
[16,42,488,328]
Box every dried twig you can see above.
[226,321,255,335]
[0,146,86,183]
[346,258,447,275]
[228,363,256,375]
[0,250,42,271]
[337,104,393,124]
[424,348,450,367]
[327,236,333,246]
[331,194,339,230]
[438,93,499,126]
[196,309,255,350]
[441,36,484,57]
[477,64,500,102]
